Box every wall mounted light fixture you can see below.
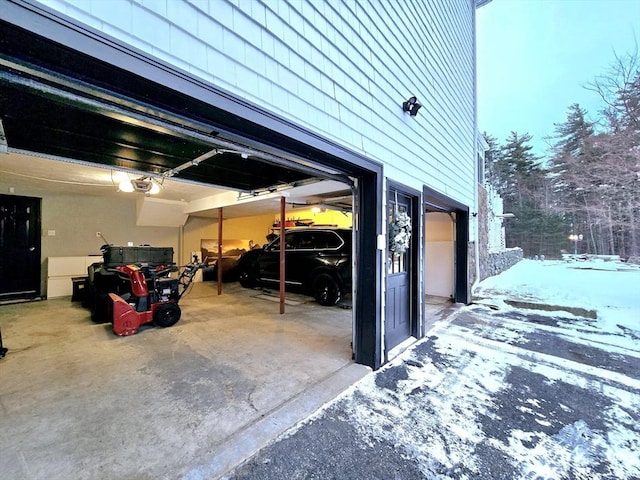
[402,96,422,116]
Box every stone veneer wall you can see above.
[487,248,523,278]
[477,184,490,281]
[468,241,477,289]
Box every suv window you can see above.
[321,231,344,249]
[269,230,344,250]
[269,232,296,250]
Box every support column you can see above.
[217,207,223,295]
[280,196,286,314]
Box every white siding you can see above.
[38,0,477,206]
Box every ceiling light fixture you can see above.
[149,180,160,195]
[118,179,135,193]
[402,96,422,117]
[114,171,161,195]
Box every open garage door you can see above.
[1,7,385,370]
[423,186,470,305]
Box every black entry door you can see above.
[385,190,412,351]
[0,194,42,300]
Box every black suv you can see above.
[236,227,352,306]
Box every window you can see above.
[388,201,408,274]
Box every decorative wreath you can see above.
[389,210,412,254]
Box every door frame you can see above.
[0,193,42,301]
[423,185,470,305]
[386,181,422,358]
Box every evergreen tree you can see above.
[482,47,640,259]
[498,131,544,208]
[484,132,566,257]
[547,104,596,252]
[550,104,595,160]
[481,131,501,191]
[561,48,640,257]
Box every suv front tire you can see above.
[312,273,342,306]
[238,267,256,288]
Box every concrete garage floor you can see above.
[0,282,369,480]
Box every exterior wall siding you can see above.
[37,0,477,208]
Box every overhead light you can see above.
[402,96,422,116]
[116,175,160,195]
[149,180,160,195]
[131,179,152,192]
[118,179,134,193]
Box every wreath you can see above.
[389,210,412,254]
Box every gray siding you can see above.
[38,0,477,206]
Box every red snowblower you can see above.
[109,255,203,336]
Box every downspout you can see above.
[471,2,481,298]
[471,215,480,297]
[449,212,457,298]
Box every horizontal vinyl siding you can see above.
[37,0,476,206]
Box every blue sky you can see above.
[476,0,640,159]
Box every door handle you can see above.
[29,247,35,251]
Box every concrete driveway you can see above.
[229,261,640,479]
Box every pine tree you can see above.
[567,47,640,257]
[498,132,544,207]
[487,132,565,257]
[547,104,596,253]
[482,131,501,191]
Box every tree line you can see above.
[484,46,640,259]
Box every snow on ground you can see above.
[297,258,640,479]
[474,258,640,348]
[474,258,640,315]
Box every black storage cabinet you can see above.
[102,246,174,267]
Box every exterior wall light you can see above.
[402,96,422,116]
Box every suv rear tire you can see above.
[312,273,342,306]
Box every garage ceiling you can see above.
[0,76,322,194]
[0,20,352,219]
[0,151,228,202]
[0,151,352,219]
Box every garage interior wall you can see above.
[0,175,354,296]
[425,212,455,298]
[0,183,181,295]
[184,209,352,262]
